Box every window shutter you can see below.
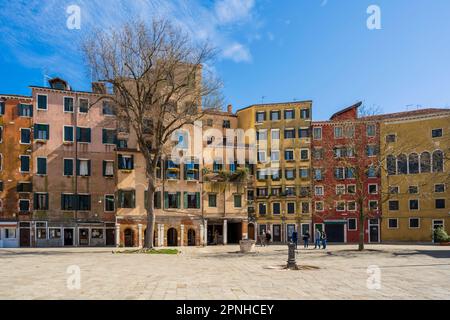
[164,192,169,209]
[76,127,80,142]
[270,111,273,120]
[184,192,188,209]
[177,192,181,209]
[183,164,187,180]
[61,194,65,210]
[102,129,106,144]
[34,193,38,210]
[118,154,123,169]
[131,191,135,208]
[87,128,92,143]
[144,190,148,210]
[118,190,123,208]
[196,192,200,209]
[102,161,106,176]
[155,192,161,209]
[87,160,91,176]
[130,155,134,169]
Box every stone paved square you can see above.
[1,244,449,300]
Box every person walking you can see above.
[292,230,298,249]
[303,231,310,249]
[321,230,327,249]
[265,229,272,246]
[314,228,321,249]
[259,230,266,247]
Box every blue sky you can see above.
[1,0,450,120]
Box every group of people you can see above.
[258,228,327,249]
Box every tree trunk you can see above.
[144,178,156,249]
[358,205,365,251]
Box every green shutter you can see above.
[130,155,134,169]
[144,190,148,210]
[177,192,181,209]
[102,161,106,176]
[164,192,169,209]
[87,160,91,176]
[118,190,123,208]
[156,192,161,209]
[184,192,188,209]
[196,192,200,209]
[118,154,123,169]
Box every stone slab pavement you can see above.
[0,244,449,300]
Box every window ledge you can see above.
[63,141,74,145]
[35,139,47,144]
[120,170,133,173]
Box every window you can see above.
[102,101,115,115]
[102,129,117,145]
[408,186,418,194]
[387,155,396,175]
[233,195,242,208]
[334,126,343,138]
[301,202,310,214]
[256,130,267,141]
[313,127,322,140]
[366,145,378,157]
[299,187,310,198]
[284,109,295,120]
[336,185,345,195]
[389,186,399,194]
[369,200,378,211]
[285,150,294,161]
[397,154,408,174]
[256,111,266,123]
[165,192,180,209]
[287,202,295,214]
[336,201,345,211]
[300,149,309,160]
[78,194,91,211]
[63,126,74,142]
[258,203,267,215]
[270,110,281,121]
[5,228,16,239]
[435,184,445,193]
[388,219,398,229]
[285,186,296,196]
[386,134,396,143]
[64,97,74,112]
[389,200,399,211]
[272,202,281,215]
[76,127,91,143]
[79,98,89,113]
[105,195,115,212]
[103,161,114,177]
[298,128,310,139]
[347,185,356,194]
[118,190,135,208]
[0,101,4,115]
[346,167,356,179]
[432,128,443,138]
[222,120,231,128]
[77,159,91,177]
[271,170,281,181]
[257,151,267,163]
[34,193,49,210]
[61,194,76,210]
[20,128,31,144]
[34,124,49,140]
[118,155,134,170]
[117,139,128,149]
[185,161,200,180]
[344,126,355,138]
[36,157,47,175]
[271,129,280,141]
[409,218,420,229]
[366,124,376,137]
[420,152,431,173]
[20,155,30,173]
[432,150,444,172]
[185,192,200,209]
[204,118,213,127]
[284,129,295,139]
[208,194,217,207]
[312,148,323,160]
[49,228,61,239]
[256,170,268,181]
[300,109,310,119]
[37,94,47,110]
[334,167,345,180]
[409,199,419,210]
[19,199,30,212]
[367,166,378,178]
[18,104,33,117]
[17,182,32,192]
[285,169,296,180]
[315,201,324,212]
[348,218,357,231]
[63,159,74,176]
[35,222,47,239]
[348,201,356,211]
[314,168,323,181]
[408,153,419,174]
[368,184,378,194]
[91,229,104,239]
[299,168,309,179]
[315,186,324,196]
[436,199,446,209]
[257,188,268,197]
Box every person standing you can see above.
[259,230,266,247]
[314,228,321,249]
[292,230,298,249]
[321,230,327,249]
[265,229,272,246]
[303,231,311,249]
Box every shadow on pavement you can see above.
[393,250,450,259]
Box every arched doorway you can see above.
[188,229,196,246]
[248,223,255,240]
[167,228,178,246]
[124,229,134,247]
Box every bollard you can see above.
[287,242,297,269]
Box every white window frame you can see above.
[78,158,90,177]
[34,123,50,141]
[347,201,357,212]
[36,94,48,111]
[270,129,280,141]
[301,201,310,214]
[434,183,446,193]
[300,148,309,161]
[313,127,322,140]
[34,192,49,210]
[272,202,281,215]
[19,155,31,173]
[366,124,376,137]
[409,218,421,229]
[347,184,356,195]
[0,125,3,143]
[35,221,48,240]
[336,201,346,212]
[63,96,74,113]
[20,128,32,145]
[334,126,343,138]
[18,199,30,212]
[285,149,295,161]
[431,128,443,138]
[369,200,379,211]
[76,126,91,144]
[368,184,378,195]
[388,200,400,211]
[336,184,346,195]
[432,219,445,229]
[270,150,280,162]
[348,218,357,231]
[388,218,399,229]
[315,185,324,196]
[48,227,62,240]
[315,201,324,212]
[36,156,47,176]
[78,97,89,113]
[409,199,420,211]
[389,185,400,194]
[286,202,296,214]
[385,133,397,143]
[258,202,267,215]
[63,125,74,143]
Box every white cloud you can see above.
[223,43,252,63]
[215,0,255,24]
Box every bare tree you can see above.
[82,19,222,249]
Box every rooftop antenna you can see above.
[43,68,52,87]
[261,96,266,104]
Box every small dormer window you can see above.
[49,78,69,91]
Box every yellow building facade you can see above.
[237,102,313,242]
[380,110,450,242]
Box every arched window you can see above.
[387,155,396,175]
[432,150,444,172]
[420,152,431,173]
[408,153,419,174]
[397,154,408,175]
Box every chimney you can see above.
[227,104,233,113]
[92,82,107,94]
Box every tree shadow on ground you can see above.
[393,250,450,259]
[0,249,112,257]
[323,249,393,258]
